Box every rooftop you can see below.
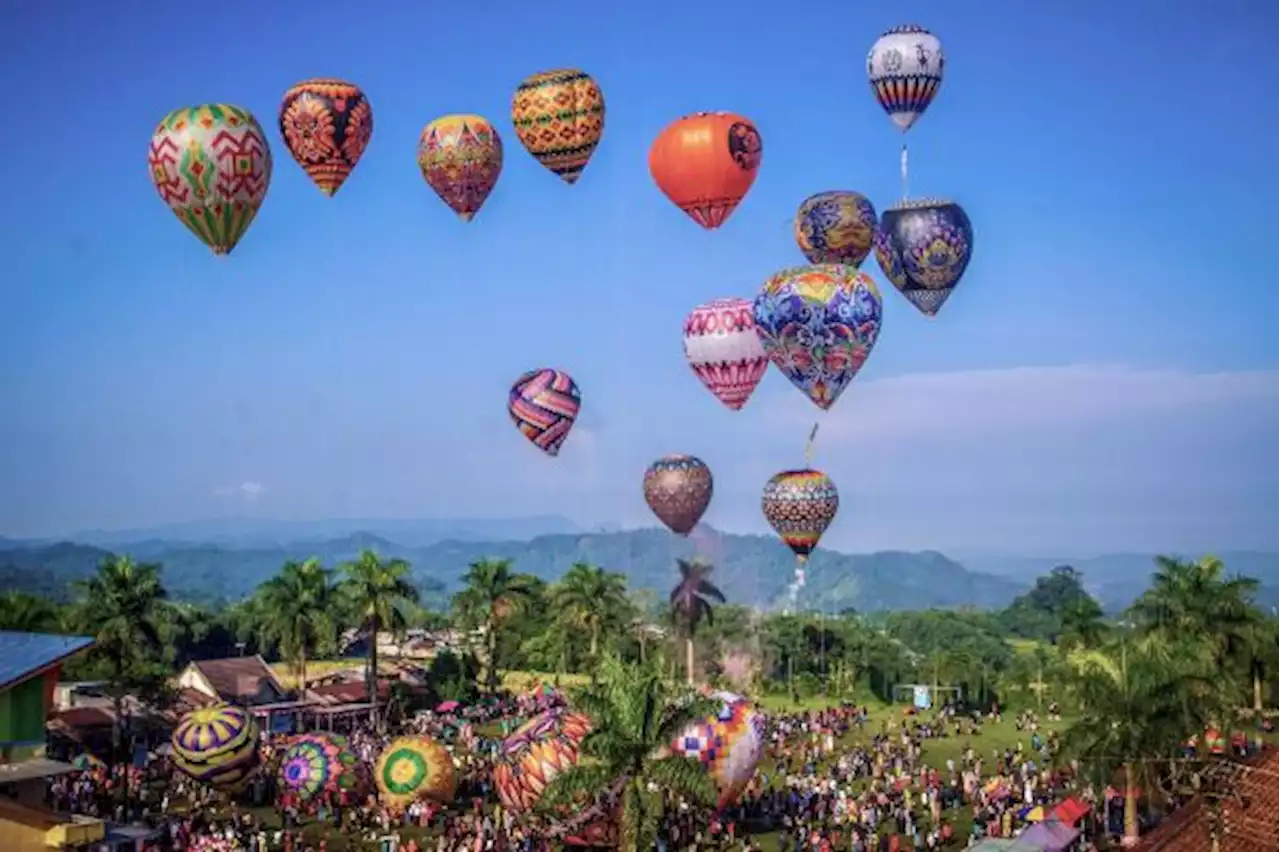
[0,632,96,692]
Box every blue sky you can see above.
[0,0,1275,554]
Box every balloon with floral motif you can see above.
[794,191,878,267]
[375,736,456,812]
[874,199,973,316]
[277,733,367,804]
[867,24,945,133]
[170,704,261,790]
[417,115,503,222]
[278,78,374,197]
[492,710,591,813]
[682,299,769,411]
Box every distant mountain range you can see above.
[0,518,1273,614]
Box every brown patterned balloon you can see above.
[643,454,713,536]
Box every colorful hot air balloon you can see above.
[682,299,769,411]
[492,710,591,813]
[278,78,373,197]
[170,705,261,790]
[874,199,973,316]
[762,468,839,575]
[375,736,456,812]
[794,191,878,267]
[417,115,503,222]
[148,104,272,256]
[867,25,945,133]
[508,369,581,457]
[753,265,883,411]
[671,691,764,809]
[511,69,604,184]
[649,112,762,229]
[277,733,367,804]
[643,455,713,536]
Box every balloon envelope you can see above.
[375,736,456,811]
[493,710,591,813]
[148,104,272,256]
[511,69,604,184]
[277,733,367,804]
[794,191,878,267]
[682,298,768,411]
[874,199,973,316]
[867,24,945,132]
[171,705,261,790]
[278,78,373,197]
[761,468,839,559]
[643,454,713,535]
[508,369,581,456]
[417,115,503,222]
[753,265,883,411]
[649,112,761,229]
[671,691,764,809]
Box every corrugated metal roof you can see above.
[0,632,96,691]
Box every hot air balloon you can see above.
[643,455,713,536]
[682,299,769,411]
[762,468,839,585]
[874,199,973,316]
[375,736,456,812]
[148,104,272,256]
[278,78,373,197]
[794,191,878,267]
[277,733,368,805]
[649,112,762,229]
[511,69,604,184]
[671,691,764,809]
[170,705,261,790]
[493,710,591,813]
[867,25,945,133]
[508,369,581,457]
[753,265,883,411]
[417,115,503,222]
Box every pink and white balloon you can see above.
[682,298,769,411]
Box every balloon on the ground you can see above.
[867,24,945,132]
[671,691,764,809]
[278,79,373,197]
[753,265,883,410]
[508,369,582,457]
[277,733,366,804]
[643,455,713,536]
[794,192,878,267]
[375,736,456,811]
[874,199,973,316]
[649,112,762,229]
[682,299,769,411]
[170,705,261,790]
[493,710,591,812]
[511,69,604,184]
[761,469,839,564]
[148,104,272,256]
[417,115,503,222]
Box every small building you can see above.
[0,630,105,851]
[175,655,289,706]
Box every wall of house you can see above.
[0,678,48,748]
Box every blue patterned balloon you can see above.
[794,191,878,267]
[874,199,973,317]
[752,265,882,411]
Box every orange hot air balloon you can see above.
[648,112,762,229]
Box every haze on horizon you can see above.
[0,1,1275,556]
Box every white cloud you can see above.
[213,481,265,502]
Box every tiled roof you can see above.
[190,655,285,703]
[0,632,95,691]
[307,680,390,705]
[49,707,115,729]
[1133,748,1278,852]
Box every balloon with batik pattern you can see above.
[511,69,605,184]
[794,191,878,267]
[509,369,581,457]
[643,454,713,535]
[682,298,769,411]
[148,104,272,256]
[874,199,973,316]
[170,704,261,790]
[761,469,839,565]
[417,115,503,222]
[278,78,374,197]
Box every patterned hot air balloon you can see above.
[643,455,713,536]
[649,112,762,229]
[753,265,883,411]
[170,705,261,790]
[671,691,764,809]
[682,298,769,411]
[148,104,272,256]
[794,191,878,267]
[375,736,456,812]
[874,199,974,317]
[277,733,367,805]
[867,25,945,133]
[509,369,581,457]
[492,710,591,813]
[278,78,373,197]
[417,115,503,222]
[511,69,604,184]
[761,469,839,568]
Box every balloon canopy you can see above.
[417,115,503,222]
[874,198,974,317]
[277,733,366,804]
[278,78,373,197]
[649,112,762,229]
[867,24,945,133]
[682,298,769,412]
[170,704,261,790]
[511,69,605,184]
[761,468,840,563]
[671,691,764,809]
[508,369,582,457]
[493,710,592,813]
[643,455,714,536]
[375,736,457,812]
[794,191,878,267]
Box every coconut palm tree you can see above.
[669,559,724,685]
[453,558,538,691]
[339,549,419,718]
[0,590,60,632]
[254,558,338,695]
[553,562,631,661]
[540,656,718,852]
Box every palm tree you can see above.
[1058,595,1108,652]
[453,558,538,691]
[553,562,631,661]
[1130,556,1260,670]
[541,656,718,852]
[669,559,725,685]
[339,550,419,718]
[0,590,60,632]
[255,559,338,695]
